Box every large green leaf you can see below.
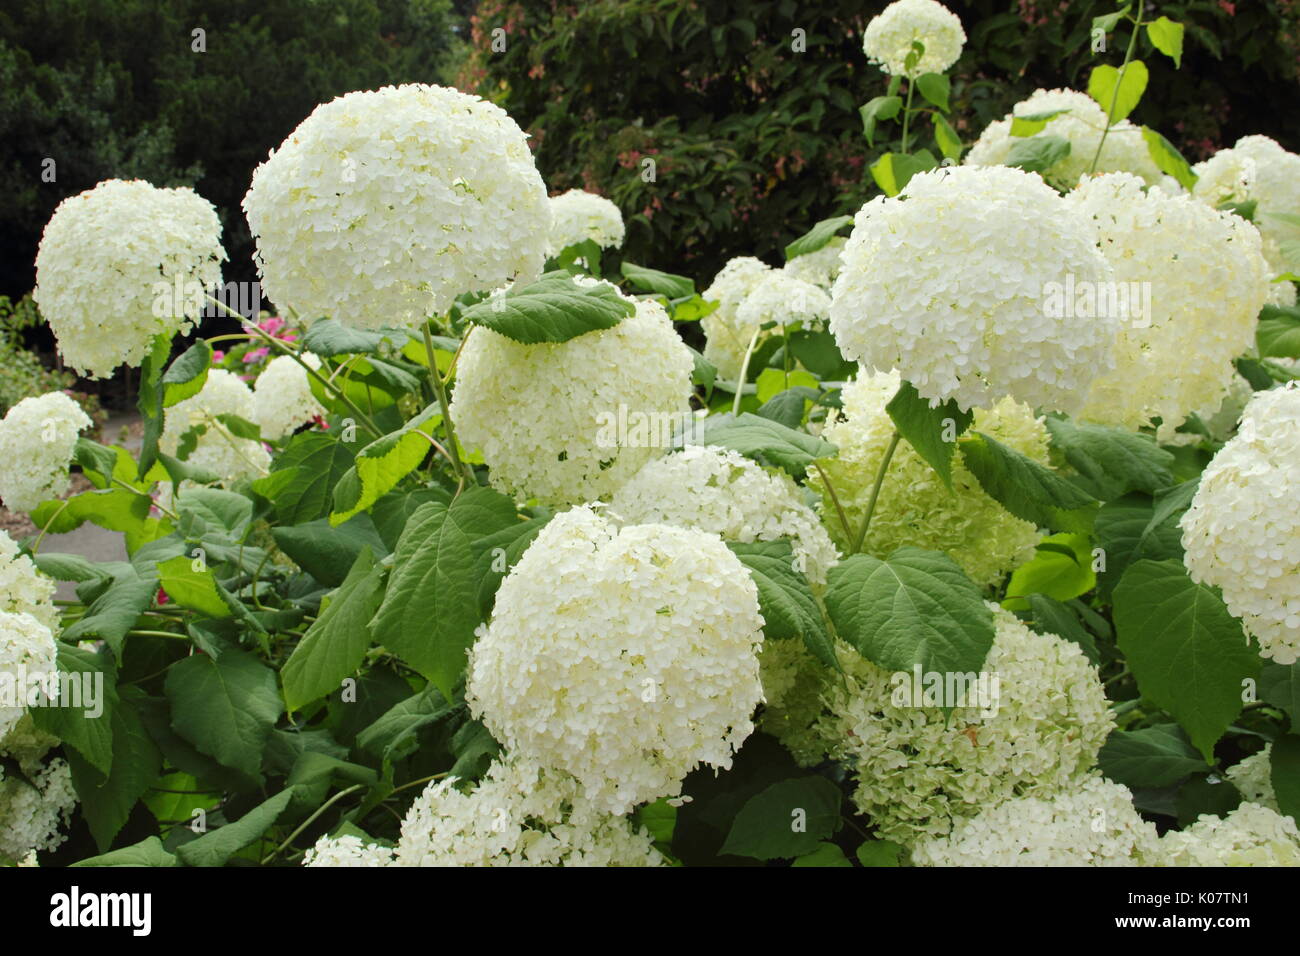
[273,514,387,588]
[1270,735,1300,821]
[1142,126,1198,191]
[1098,724,1207,788]
[65,690,161,852]
[960,431,1098,533]
[620,262,694,299]
[459,271,635,344]
[260,433,357,524]
[175,788,296,867]
[301,319,410,357]
[176,487,253,542]
[720,776,842,860]
[1005,134,1071,173]
[1257,304,1300,359]
[156,555,230,619]
[161,339,212,408]
[1260,661,1300,719]
[282,547,384,711]
[728,540,836,669]
[825,548,995,677]
[1045,416,1175,500]
[355,684,457,763]
[1088,59,1149,123]
[63,562,158,654]
[329,406,440,526]
[690,413,836,480]
[29,644,117,776]
[1146,16,1184,67]
[1025,593,1100,665]
[30,487,151,537]
[71,836,177,867]
[886,380,972,491]
[1003,532,1096,609]
[1114,559,1259,761]
[785,215,854,260]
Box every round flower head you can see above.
[451,288,694,507]
[33,179,225,379]
[1225,747,1279,813]
[783,238,847,292]
[1180,383,1300,664]
[813,605,1112,844]
[829,165,1117,413]
[302,834,394,868]
[965,88,1162,191]
[0,391,92,513]
[911,774,1160,866]
[0,611,58,741]
[161,368,270,485]
[733,270,830,333]
[1156,802,1300,866]
[546,189,625,256]
[757,638,837,768]
[1192,148,1257,207]
[249,354,326,440]
[701,256,774,381]
[0,531,58,634]
[807,369,1049,588]
[0,717,77,862]
[610,444,839,586]
[862,0,966,77]
[1231,135,1300,275]
[382,757,664,867]
[465,506,766,815]
[243,84,549,330]
[1065,173,1270,436]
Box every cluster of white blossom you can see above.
[243,84,549,330]
[1225,747,1278,812]
[1156,803,1300,866]
[734,271,831,332]
[911,775,1160,866]
[1180,383,1300,664]
[34,179,225,379]
[0,717,78,862]
[301,834,393,868]
[807,369,1049,587]
[610,444,839,586]
[1230,135,1300,275]
[862,0,966,77]
[160,369,271,493]
[546,189,626,256]
[784,238,846,291]
[965,88,1162,190]
[701,256,775,381]
[451,289,693,507]
[0,531,58,634]
[465,506,765,816]
[829,165,1117,413]
[0,392,92,513]
[1064,173,1269,436]
[0,612,58,742]
[249,354,326,440]
[1191,148,1256,206]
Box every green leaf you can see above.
[372,487,517,698]
[825,548,995,677]
[1005,134,1072,173]
[30,487,151,537]
[29,644,116,776]
[136,333,171,479]
[1087,60,1149,123]
[787,329,855,380]
[166,647,284,780]
[914,73,950,112]
[1258,305,1300,359]
[793,842,852,867]
[282,547,384,711]
[688,413,836,480]
[855,839,905,867]
[886,381,973,491]
[1092,7,1130,34]
[176,487,253,541]
[1260,662,1300,719]
[161,340,212,408]
[329,406,440,526]
[301,319,409,357]
[1004,532,1096,610]
[262,433,358,525]
[720,776,842,860]
[1026,593,1100,665]
[460,271,634,344]
[355,684,456,762]
[859,95,902,147]
[1045,417,1175,500]
[1141,127,1198,191]
[1114,559,1259,761]
[33,552,110,583]
[156,554,230,619]
[960,431,1099,533]
[62,563,157,653]
[371,487,453,551]
[175,788,296,867]
[71,836,177,867]
[1009,108,1071,137]
[785,215,854,261]
[728,540,836,669]
[1269,735,1300,821]
[273,515,387,588]
[671,294,718,323]
[1099,724,1207,788]
[472,515,550,618]
[870,150,937,197]
[1093,490,1188,602]
[65,691,161,852]
[620,262,694,299]
[932,113,962,161]
[1146,16,1184,67]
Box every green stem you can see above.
[112,477,178,521]
[851,430,901,554]
[31,498,73,553]
[261,784,364,865]
[900,78,916,154]
[813,462,854,547]
[1088,0,1144,175]
[732,327,764,418]
[422,323,468,484]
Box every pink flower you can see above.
[212,350,225,363]
[259,316,286,335]
[243,347,270,364]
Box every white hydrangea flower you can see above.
[830,165,1117,413]
[783,237,847,291]
[161,369,270,485]
[249,354,326,440]
[1180,383,1300,664]
[1231,135,1300,275]
[733,270,831,332]
[451,291,694,507]
[302,834,394,867]
[1064,173,1270,437]
[965,88,1162,190]
[1225,747,1278,813]
[0,716,77,861]
[0,392,92,513]
[243,84,549,330]
[811,605,1113,844]
[701,256,774,381]
[1192,148,1257,207]
[610,444,839,586]
[862,0,966,77]
[34,180,225,379]
[385,757,664,867]
[0,531,58,634]
[1156,802,1300,866]
[758,638,838,768]
[546,189,625,256]
[807,369,1049,588]
[911,774,1160,866]
[1268,279,1298,308]
[0,612,59,741]
[465,506,766,815]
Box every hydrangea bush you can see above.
[3,3,1300,870]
